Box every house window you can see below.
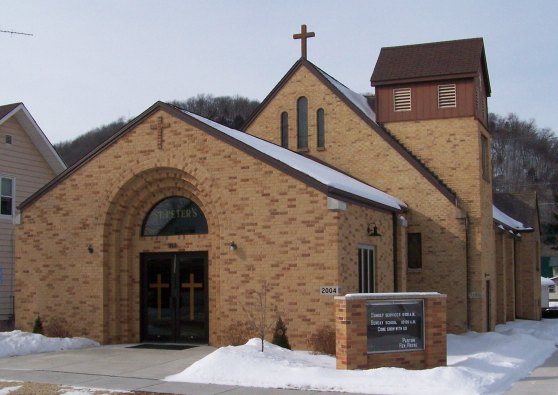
[481,134,490,181]
[4,135,12,144]
[317,108,325,149]
[438,84,457,108]
[393,88,411,112]
[297,96,308,149]
[280,112,288,148]
[358,245,375,293]
[407,233,422,270]
[0,177,14,216]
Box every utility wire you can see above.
[0,29,33,36]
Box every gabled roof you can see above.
[242,59,458,204]
[493,192,538,233]
[371,38,491,95]
[493,205,532,233]
[0,103,66,174]
[20,102,407,213]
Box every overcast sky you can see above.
[2,0,557,143]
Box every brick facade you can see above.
[15,108,397,347]
[14,38,542,349]
[246,65,470,332]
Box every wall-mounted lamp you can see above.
[229,241,238,251]
[367,223,381,237]
[87,244,94,254]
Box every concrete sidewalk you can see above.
[505,349,558,394]
[0,344,368,395]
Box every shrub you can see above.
[271,316,291,350]
[46,317,72,338]
[32,315,44,335]
[224,321,256,346]
[307,325,336,356]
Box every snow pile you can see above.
[0,331,98,358]
[166,319,558,395]
[0,386,22,395]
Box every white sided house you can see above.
[0,103,66,323]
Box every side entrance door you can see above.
[140,252,208,343]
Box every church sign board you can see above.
[367,300,424,353]
[335,293,447,370]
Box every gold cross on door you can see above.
[182,273,203,321]
[149,273,169,320]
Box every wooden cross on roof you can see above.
[293,24,315,59]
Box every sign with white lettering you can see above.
[320,286,340,295]
[367,300,424,353]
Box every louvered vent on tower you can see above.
[393,88,411,111]
[438,84,457,108]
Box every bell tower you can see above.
[371,38,495,332]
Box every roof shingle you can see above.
[371,38,490,94]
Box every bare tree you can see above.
[243,265,277,352]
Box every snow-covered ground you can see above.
[166,319,558,395]
[0,330,98,358]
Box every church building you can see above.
[14,30,541,347]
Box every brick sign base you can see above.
[335,293,447,370]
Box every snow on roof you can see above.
[541,277,555,287]
[315,68,376,122]
[183,110,406,211]
[493,205,532,232]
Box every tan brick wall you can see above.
[515,231,541,320]
[246,65,468,332]
[494,231,506,324]
[384,119,496,331]
[15,109,395,348]
[504,235,516,321]
[335,294,447,370]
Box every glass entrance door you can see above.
[141,252,208,343]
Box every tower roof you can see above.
[371,38,491,95]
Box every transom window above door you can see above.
[142,196,208,236]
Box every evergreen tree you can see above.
[32,315,44,335]
[271,316,291,350]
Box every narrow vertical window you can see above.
[297,96,308,150]
[407,233,422,270]
[358,246,375,293]
[280,112,289,148]
[0,177,14,216]
[317,108,325,149]
[4,135,12,144]
[481,134,490,181]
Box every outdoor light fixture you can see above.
[367,223,381,237]
[87,244,94,254]
[229,241,237,251]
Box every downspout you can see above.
[392,213,398,292]
[464,214,471,330]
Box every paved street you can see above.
[0,344,368,395]
[505,349,558,395]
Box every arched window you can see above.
[297,97,308,149]
[317,108,325,148]
[281,112,289,148]
[142,196,208,236]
